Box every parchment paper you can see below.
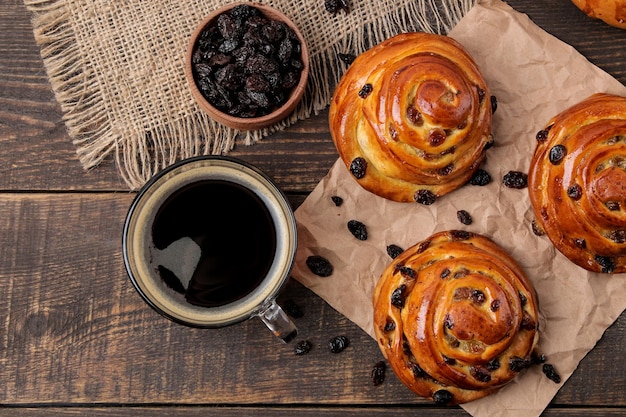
[291,1,626,416]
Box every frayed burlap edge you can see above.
[24,0,476,190]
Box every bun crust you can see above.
[571,0,626,29]
[372,231,539,405]
[528,93,626,274]
[329,33,493,203]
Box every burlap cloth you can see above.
[25,0,476,189]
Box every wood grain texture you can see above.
[1,0,626,415]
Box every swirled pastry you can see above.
[329,33,493,203]
[373,231,539,405]
[528,93,626,274]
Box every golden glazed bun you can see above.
[329,33,493,203]
[373,231,539,405]
[571,0,626,29]
[528,93,626,274]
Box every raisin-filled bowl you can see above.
[185,2,309,130]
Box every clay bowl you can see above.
[185,2,309,130]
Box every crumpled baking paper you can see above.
[291,0,626,416]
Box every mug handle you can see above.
[258,300,298,343]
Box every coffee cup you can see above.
[123,156,298,342]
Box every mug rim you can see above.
[122,155,297,328]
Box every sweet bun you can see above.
[373,231,539,405]
[528,93,626,274]
[329,32,493,203]
[571,0,626,29]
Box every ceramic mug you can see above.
[123,156,298,342]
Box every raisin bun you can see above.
[329,32,494,204]
[373,231,539,405]
[571,0,626,29]
[528,93,626,274]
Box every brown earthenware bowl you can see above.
[185,2,309,131]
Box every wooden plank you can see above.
[0,407,624,417]
[0,193,624,407]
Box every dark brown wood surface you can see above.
[1,0,625,415]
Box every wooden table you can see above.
[2,0,625,415]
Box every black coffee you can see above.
[152,180,277,307]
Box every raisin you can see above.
[450,230,471,241]
[477,88,486,104]
[607,201,621,211]
[371,361,386,386]
[470,366,492,382]
[391,284,407,308]
[409,361,427,378]
[566,183,583,200]
[531,220,545,236]
[457,210,473,225]
[470,289,486,305]
[331,195,343,206]
[549,144,567,164]
[486,358,500,371]
[443,314,454,329]
[607,229,626,244]
[521,311,537,330]
[406,105,423,126]
[519,291,528,306]
[383,320,396,332]
[440,268,451,279]
[417,240,431,253]
[358,83,373,98]
[573,238,586,248]
[509,356,532,372]
[349,157,367,179]
[433,389,454,405]
[531,351,547,364]
[305,255,333,277]
[429,129,446,146]
[437,163,454,176]
[468,168,492,186]
[324,0,349,15]
[386,244,404,259]
[490,95,498,114]
[347,220,368,240]
[338,52,356,64]
[328,335,349,353]
[294,340,312,355]
[414,189,436,205]
[542,363,561,383]
[443,355,456,365]
[503,171,528,189]
[594,255,616,273]
[536,128,550,142]
[283,299,304,318]
[490,299,501,312]
[399,266,417,279]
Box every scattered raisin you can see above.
[519,291,528,306]
[457,210,473,225]
[440,268,451,279]
[486,358,501,371]
[437,163,454,176]
[536,125,553,142]
[386,244,404,259]
[490,299,501,312]
[573,238,586,248]
[409,361,427,378]
[477,88,486,104]
[531,351,547,364]
[294,340,312,355]
[331,195,344,206]
[399,266,417,279]
[443,355,456,365]
[470,289,486,305]
[390,284,407,308]
[324,0,349,15]
[567,183,583,200]
[521,311,537,330]
[468,169,492,186]
[503,171,528,189]
[450,230,471,241]
[349,157,367,179]
[283,299,304,318]
[595,255,616,273]
[607,229,626,244]
[542,363,561,383]
[328,335,349,353]
[371,361,386,386]
[433,389,454,405]
[490,95,498,114]
[549,144,567,165]
[305,255,334,277]
[414,189,436,205]
[443,314,454,329]
[338,52,356,64]
[347,220,368,240]
[358,83,373,98]
[417,240,431,253]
